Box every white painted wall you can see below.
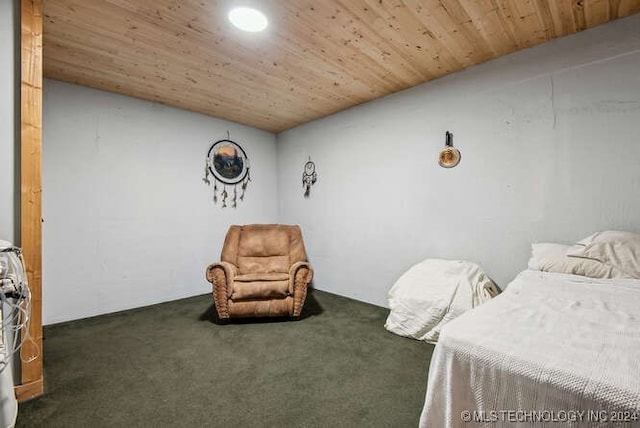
[43,80,278,324]
[277,15,640,307]
[0,0,16,242]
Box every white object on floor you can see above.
[420,270,640,428]
[384,259,498,343]
[0,342,16,428]
[0,240,26,428]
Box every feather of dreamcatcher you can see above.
[232,186,237,208]
[202,161,211,185]
[221,187,228,208]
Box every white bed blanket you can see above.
[385,259,498,344]
[420,270,640,427]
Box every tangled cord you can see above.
[0,246,38,373]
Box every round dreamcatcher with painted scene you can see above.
[202,135,251,208]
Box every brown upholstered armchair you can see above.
[206,224,313,319]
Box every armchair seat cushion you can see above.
[231,273,290,300]
[234,272,289,282]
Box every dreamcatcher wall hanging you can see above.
[302,156,317,197]
[202,133,251,208]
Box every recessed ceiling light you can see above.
[228,7,268,32]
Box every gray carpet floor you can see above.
[16,289,434,427]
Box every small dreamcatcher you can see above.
[202,133,250,208]
[302,157,317,197]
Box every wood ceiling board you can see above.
[43,0,640,133]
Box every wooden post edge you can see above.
[15,378,44,402]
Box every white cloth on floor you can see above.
[384,259,498,343]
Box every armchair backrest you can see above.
[221,224,307,274]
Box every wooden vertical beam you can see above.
[15,0,44,402]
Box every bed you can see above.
[419,269,640,427]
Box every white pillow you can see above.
[566,231,640,279]
[528,243,631,279]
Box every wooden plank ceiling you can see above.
[43,0,640,133]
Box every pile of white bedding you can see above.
[385,259,498,344]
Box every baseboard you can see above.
[15,378,44,402]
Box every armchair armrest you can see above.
[206,261,237,284]
[289,261,313,317]
[289,262,313,287]
[205,261,238,319]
